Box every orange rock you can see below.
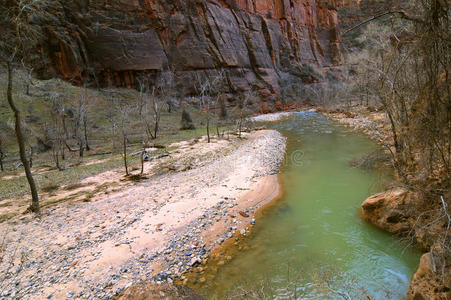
[239,211,249,218]
[37,0,343,101]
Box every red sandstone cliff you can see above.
[35,0,342,106]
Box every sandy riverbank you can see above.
[250,111,295,122]
[0,130,286,299]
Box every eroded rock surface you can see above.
[361,187,411,235]
[34,0,342,107]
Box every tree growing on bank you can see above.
[236,89,255,138]
[48,93,67,171]
[0,134,5,172]
[137,75,164,140]
[347,0,450,185]
[109,93,133,176]
[70,83,92,158]
[0,0,58,212]
[194,72,224,143]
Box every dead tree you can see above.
[0,135,4,172]
[140,142,145,175]
[194,72,224,143]
[137,76,163,141]
[19,62,34,96]
[48,94,67,171]
[350,1,451,186]
[82,86,91,152]
[115,99,133,176]
[105,104,117,153]
[236,89,255,138]
[150,88,162,139]
[194,74,212,142]
[74,84,91,157]
[0,0,57,212]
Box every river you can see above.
[190,112,420,299]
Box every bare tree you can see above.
[105,103,117,153]
[160,68,177,114]
[72,83,91,157]
[0,0,57,212]
[137,76,164,141]
[194,72,224,143]
[347,1,450,185]
[114,98,133,176]
[82,88,91,152]
[216,96,226,139]
[140,141,146,175]
[48,93,67,171]
[0,134,5,172]
[236,89,256,138]
[19,63,34,96]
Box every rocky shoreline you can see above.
[0,130,286,299]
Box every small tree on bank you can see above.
[137,75,164,141]
[0,0,58,212]
[0,134,5,172]
[115,97,133,176]
[194,72,224,143]
[236,89,255,138]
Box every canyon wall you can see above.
[35,0,343,108]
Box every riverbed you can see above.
[190,112,420,299]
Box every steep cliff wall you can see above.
[35,0,342,107]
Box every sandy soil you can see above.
[0,130,286,299]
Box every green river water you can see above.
[195,112,420,299]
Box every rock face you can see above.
[35,0,342,106]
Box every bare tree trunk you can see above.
[62,113,68,142]
[152,98,160,139]
[79,138,84,158]
[60,139,65,160]
[238,110,243,138]
[0,152,4,172]
[141,150,145,175]
[123,135,129,176]
[29,147,33,169]
[111,123,115,153]
[153,118,159,140]
[6,62,39,213]
[83,118,90,151]
[0,136,4,172]
[216,122,220,139]
[206,116,210,143]
[53,147,61,171]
